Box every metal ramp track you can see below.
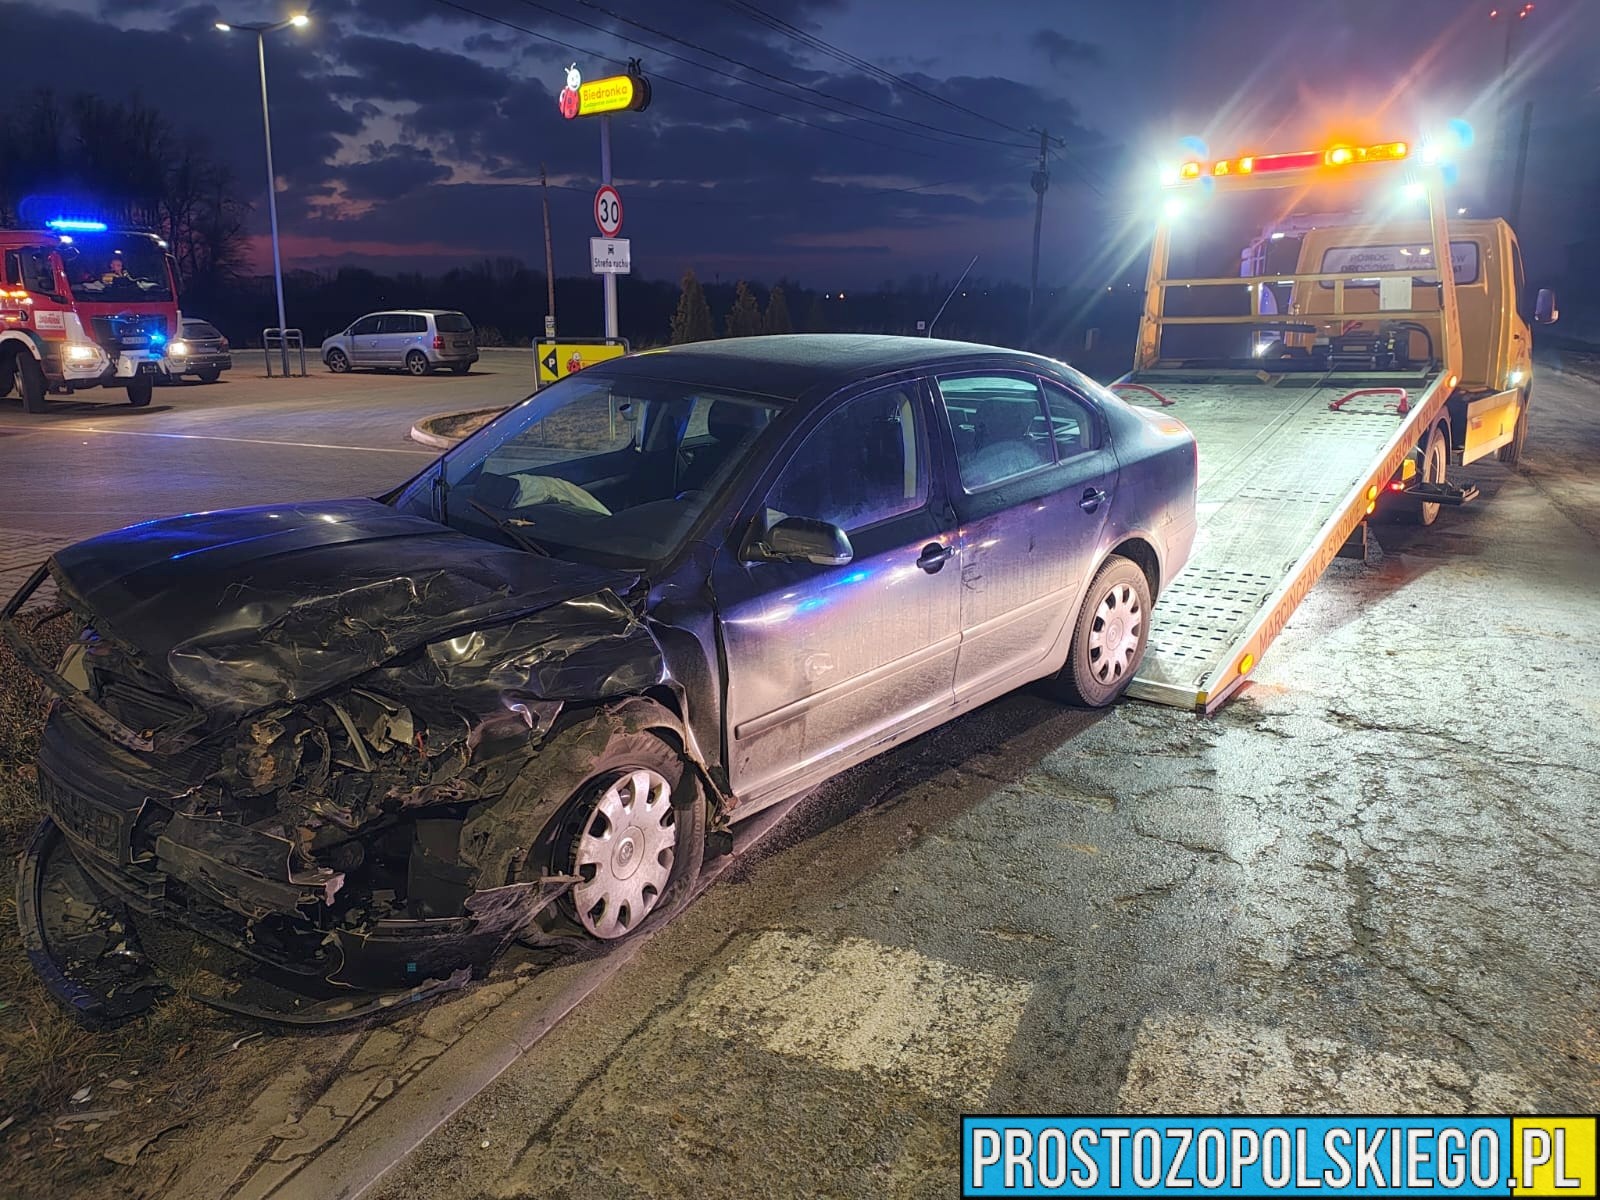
[1125,378,1443,711]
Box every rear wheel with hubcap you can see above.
[405,350,431,376]
[1054,553,1152,708]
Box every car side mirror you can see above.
[756,516,853,566]
[1534,287,1558,325]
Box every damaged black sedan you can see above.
[6,335,1196,1024]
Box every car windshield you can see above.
[392,369,782,568]
[435,313,472,333]
[184,321,222,339]
[59,234,173,302]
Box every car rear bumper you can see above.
[432,348,479,364]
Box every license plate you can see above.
[453,340,470,349]
[137,361,159,376]
[39,771,128,859]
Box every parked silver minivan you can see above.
[321,310,479,375]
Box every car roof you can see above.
[362,309,465,317]
[597,334,1060,403]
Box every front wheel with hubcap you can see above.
[18,354,48,414]
[547,722,704,943]
[1053,553,1152,708]
[325,348,350,373]
[1498,389,1530,467]
[405,350,431,376]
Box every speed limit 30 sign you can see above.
[594,185,623,237]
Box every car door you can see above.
[935,372,1117,699]
[713,380,960,808]
[373,314,412,366]
[347,315,383,365]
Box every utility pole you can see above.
[540,162,557,338]
[1490,3,1535,219]
[1026,127,1065,347]
[1508,100,1533,229]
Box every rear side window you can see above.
[435,313,473,333]
[380,314,427,334]
[937,374,1052,491]
[1041,381,1101,458]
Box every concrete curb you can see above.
[408,406,507,450]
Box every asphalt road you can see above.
[2,347,1596,1199]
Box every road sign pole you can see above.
[600,115,618,340]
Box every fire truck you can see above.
[0,219,181,413]
[1117,135,1559,711]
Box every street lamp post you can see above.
[217,13,308,378]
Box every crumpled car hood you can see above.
[50,498,640,717]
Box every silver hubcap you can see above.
[1421,437,1445,522]
[408,356,425,374]
[570,768,677,939]
[1087,582,1143,686]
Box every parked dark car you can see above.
[6,335,1196,1024]
[162,318,232,383]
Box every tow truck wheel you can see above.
[1054,553,1152,708]
[127,377,153,408]
[18,354,49,414]
[1498,389,1530,467]
[1407,421,1448,527]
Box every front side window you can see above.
[394,371,781,567]
[765,386,926,533]
[937,374,1052,491]
[350,315,382,335]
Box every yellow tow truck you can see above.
[1118,135,1559,711]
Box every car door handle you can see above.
[917,542,955,573]
[1079,488,1108,513]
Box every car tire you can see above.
[1053,553,1152,708]
[1404,420,1449,526]
[195,368,221,384]
[18,353,48,414]
[406,351,431,376]
[450,362,470,375]
[325,349,350,373]
[1498,389,1529,467]
[527,710,705,944]
[126,376,153,408]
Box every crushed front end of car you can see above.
[4,501,671,1026]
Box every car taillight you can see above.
[433,334,444,350]
[219,337,229,350]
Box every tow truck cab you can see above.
[1285,218,1546,467]
[0,223,181,414]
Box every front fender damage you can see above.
[17,587,687,1026]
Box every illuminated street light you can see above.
[217,13,310,378]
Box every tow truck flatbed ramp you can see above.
[1124,373,1446,711]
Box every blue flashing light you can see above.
[46,218,109,233]
[150,331,167,346]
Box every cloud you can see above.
[1032,29,1102,68]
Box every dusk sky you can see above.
[10,0,1599,289]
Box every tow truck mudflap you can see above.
[1391,480,1481,506]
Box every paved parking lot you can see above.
[0,348,533,547]
[0,349,1596,1200]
